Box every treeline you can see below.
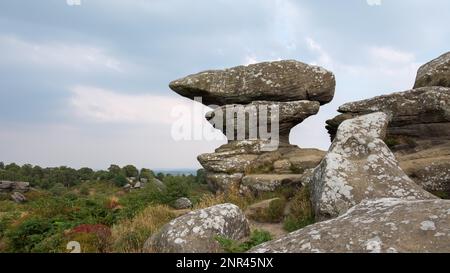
[0,162,201,189]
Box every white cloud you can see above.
[305,37,334,70]
[69,86,198,124]
[369,46,415,64]
[0,35,124,73]
[366,0,382,6]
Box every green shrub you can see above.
[6,217,54,252]
[162,176,190,204]
[216,229,272,253]
[385,137,400,148]
[248,198,287,223]
[113,174,128,187]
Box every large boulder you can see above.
[144,203,250,253]
[250,198,450,253]
[414,51,450,88]
[169,60,335,106]
[325,87,450,194]
[327,87,450,141]
[312,112,436,220]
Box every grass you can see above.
[283,185,315,232]
[111,205,176,253]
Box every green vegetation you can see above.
[0,162,204,253]
[216,229,272,253]
[248,198,287,223]
[283,185,315,232]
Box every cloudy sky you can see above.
[1,0,449,170]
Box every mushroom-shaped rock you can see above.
[414,51,450,88]
[249,198,450,253]
[144,203,250,253]
[169,60,335,106]
[312,112,436,220]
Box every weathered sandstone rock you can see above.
[169,60,335,106]
[414,51,450,88]
[144,203,249,253]
[312,112,436,220]
[250,198,450,253]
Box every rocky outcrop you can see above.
[0,181,30,193]
[414,51,450,88]
[169,60,333,194]
[249,198,450,253]
[312,112,436,220]
[144,203,249,253]
[170,60,335,106]
[325,53,450,194]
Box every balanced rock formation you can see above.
[414,51,450,88]
[325,53,450,194]
[312,112,436,220]
[144,203,249,253]
[170,60,334,194]
[249,198,450,253]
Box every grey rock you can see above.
[10,192,27,203]
[173,197,193,210]
[206,100,320,143]
[325,87,450,194]
[0,181,30,193]
[312,112,436,220]
[205,172,243,193]
[414,51,450,88]
[144,203,250,253]
[242,174,305,195]
[249,198,450,253]
[327,87,450,141]
[169,60,335,106]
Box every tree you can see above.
[139,168,154,181]
[113,174,128,187]
[108,164,122,175]
[122,165,138,178]
[196,169,206,184]
[0,162,4,170]
[162,176,190,203]
[78,167,94,181]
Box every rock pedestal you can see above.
[170,60,335,194]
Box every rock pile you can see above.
[170,60,335,194]
[325,52,450,195]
